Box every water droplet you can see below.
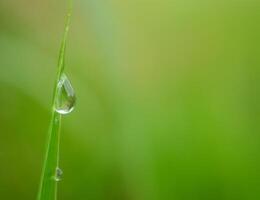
[55,74,76,114]
[54,167,63,182]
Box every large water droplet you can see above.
[55,74,76,114]
[54,167,63,182]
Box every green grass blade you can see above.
[37,5,72,200]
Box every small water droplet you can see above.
[55,74,76,114]
[54,167,63,182]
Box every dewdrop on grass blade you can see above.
[54,167,63,182]
[55,74,76,115]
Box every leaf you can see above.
[37,4,72,200]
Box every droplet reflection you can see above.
[55,74,76,115]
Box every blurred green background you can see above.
[1,0,260,199]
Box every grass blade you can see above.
[37,4,72,200]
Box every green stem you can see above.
[37,4,72,200]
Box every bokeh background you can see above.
[1,0,260,199]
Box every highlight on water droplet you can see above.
[55,74,76,115]
[54,167,63,182]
